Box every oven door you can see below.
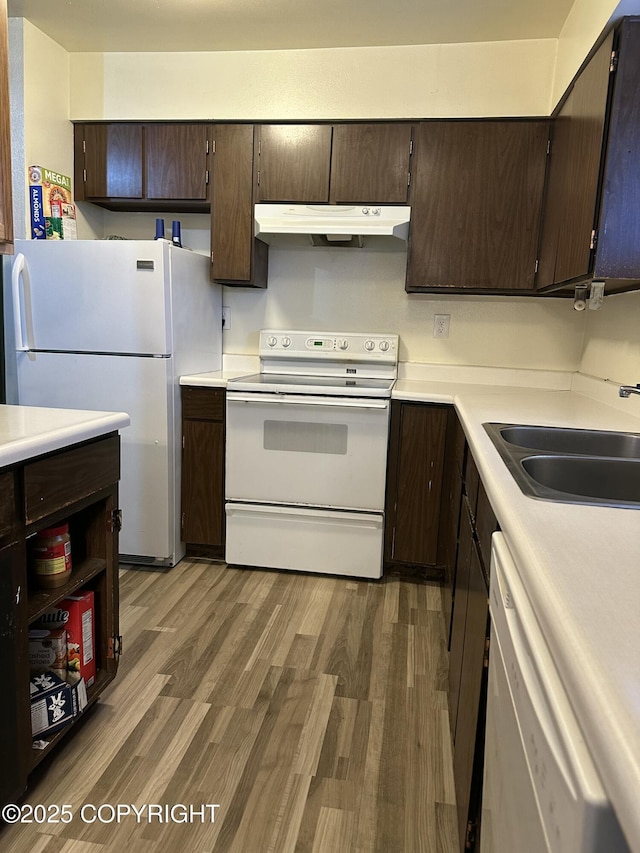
[226,392,390,511]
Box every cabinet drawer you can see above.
[454,419,466,477]
[182,386,225,420]
[0,471,17,539]
[476,480,498,575]
[464,452,480,520]
[23,435,120,525]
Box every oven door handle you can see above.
[226,393,389,410]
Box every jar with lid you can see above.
[32,523,72,589]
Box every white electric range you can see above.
[224,329,399,578]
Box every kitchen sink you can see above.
[498,424,640,458]
[484,422,640,508]
[521,455,640,507]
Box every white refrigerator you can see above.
[11,239,222,566]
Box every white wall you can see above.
[220,245,585,369]
[553,0,640,108]
[579,290,640,384]
[69,40,556,121]
[9,19,72,239]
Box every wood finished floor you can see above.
[2,560,459,853]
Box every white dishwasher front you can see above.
[481,533,630,853]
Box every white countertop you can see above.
[181,360,640,847]
[180,355,259,387]
[396,375,640,851]
[0,404,130,468]
[179,368,250,387]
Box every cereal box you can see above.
[34,591,96,687]
[30,671,87,737]
[29,165,77,240]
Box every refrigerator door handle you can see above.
[12,252,33,352]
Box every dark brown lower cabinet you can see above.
[448,443,498,852]
[384,401,450,573]
[0,538,30,805]
[181,386,225,558]
[438,414,466,640]
[450,503,489,851]
[1,433,121,807]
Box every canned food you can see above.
[32,523,72,589]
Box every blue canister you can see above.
[171,220,182,248]
[154,218,165,240]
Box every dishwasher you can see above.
[481,533,630,853]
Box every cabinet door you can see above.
[0,539,30,806]
[475,479,498,575]
[0,0,13,253]
[181,388,225,548]
[80,123,143,199]
[448,501,472,741]
[438,412,464,643]
[537,32,613,289]
[384,402,448,566]
[257,124,332,202]
[593,20,640,283]
[146,124,210,200]
[330,123,412,204]
[211,124,267,287]
[453,542,489,853]
[406,120,549,292]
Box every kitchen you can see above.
[2,0,640,850]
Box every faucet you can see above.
[619,383,640,398]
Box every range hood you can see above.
[254,204,411,247]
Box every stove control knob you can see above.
[379,340,390,352]
[338,339,349,350]
[281,336,292,348]
[266,335,277,347]
[364,339,375,351]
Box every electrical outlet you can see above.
[222,306,231,330]
[433,314,450,338]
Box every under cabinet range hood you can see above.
[254,203,411,246]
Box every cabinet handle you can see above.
[15,585,20,605]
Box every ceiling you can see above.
[7,0,577,53]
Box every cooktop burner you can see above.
[227,371,396,398]
[227,329,399,398]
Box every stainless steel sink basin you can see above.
[521,455,640,507]
[484,422,640,507]
[498,424,640,458]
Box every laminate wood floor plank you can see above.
[2,562,460,853]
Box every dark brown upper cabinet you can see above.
[329,123,412,204]
[255,122,413,205]
[538,18,640,295]
[536,32,613,290]
[74,122,211,212]
[210,124,267,288]
[76,123,143,200]
[256,124,332,203]
[406,120,549,293]
[145,124,210,201]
